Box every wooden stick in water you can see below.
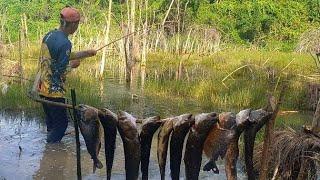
[259,83,286,180]
[71,89,82,180]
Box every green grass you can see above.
[144,49,318,111]
[0,46,318,118]
[0,45,318,147]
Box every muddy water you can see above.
[0,76,310,180]
[0,112,246,180]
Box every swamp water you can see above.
[0,76,246,180]
[0,72,313,179]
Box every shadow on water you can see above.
[0,67,312,179]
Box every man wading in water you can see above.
[37,7,97,143]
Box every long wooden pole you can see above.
[71,89,82,180]
[96,29,144,52]
[27,91,145,124]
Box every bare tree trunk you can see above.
[141,0,148,67]
[99,0,113,78]
[161,0,175,26]
[124,0,140,83]
[18,26,23,86]
[22,13,28,48]
[175,0,180,54]
[183,28,192,54]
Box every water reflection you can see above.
[33,143,68,180]
[0,75,312,179]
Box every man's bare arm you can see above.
[70,49,97,60]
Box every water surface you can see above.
[0,76,312,179]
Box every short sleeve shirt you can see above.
[37,29,72,98]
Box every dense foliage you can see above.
[0,0,319,50]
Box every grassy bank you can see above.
[1,47,318,112]
[144,49,318,111]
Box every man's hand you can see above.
[70,60,80,68]
[85,49,97,57]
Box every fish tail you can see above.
[92,159,103,173]
[95,159,103,169]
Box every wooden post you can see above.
[71,89,82,180]
[259,84,286,180]
[311,97,320,134]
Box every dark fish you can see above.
[98,108,118,180]
[78,104,103,173]
[157,114,191,180]
[243,109,272,180]
[157,117,175,180]
[169,113,193,180]
[184,112,219,180]
[117,111,140,180]
[140,116,162,180]
[225,109,251,180]
[203,112,236,174]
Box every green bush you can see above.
[0,0,319,51]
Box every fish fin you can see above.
[203,160,219,174]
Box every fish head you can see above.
[248,109,272,124]
[235,109,251,129]
[99,108,118,125]
[173,113,194,129]
[194,112,218,132]
[100,108,117,119]
[142,116,162,127]
[117,111,138,139]
[218,112,236,129]
[78,104,99,124]
[140,116,162,134]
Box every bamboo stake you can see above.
[71,89,82,180]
